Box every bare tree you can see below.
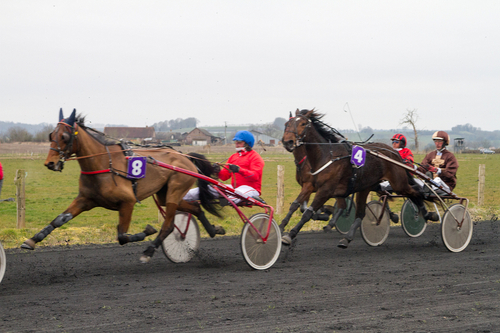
[400,108,419,152]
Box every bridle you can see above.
[49,121,78,170]
[284,115,312,151]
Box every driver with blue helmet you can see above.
[184,130,265,203]
[218,130,264,198]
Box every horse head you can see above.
[282,109,314,152]
[45,108,78,171]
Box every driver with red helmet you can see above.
[390,133,414,167]
[380,133,415,191]
[379,133,415,222]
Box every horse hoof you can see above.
[21,239,35,250]
[281,234,292,246]
[139,255,151,263]
[338,238,350,249]
[214,225,226,235]
[144,224,158,236]
[424,212,440,222]
[323,225,333,233]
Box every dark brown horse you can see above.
[21,109,223,263]
[279,112,345,232]
[281,109,427,248]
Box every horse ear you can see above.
[64,109,76,126]
[289,111,293,119]
[59,108,64,122]
[295,108,300,116]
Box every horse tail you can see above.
[187,152,222,217]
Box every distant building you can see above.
[158,131,184,146]
[185,128,221,146]
[454,137,465,154]
[104,127,156,144]
[249,130,279,146]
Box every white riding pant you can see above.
[183,185,259,204]
[414,177,450,193]
[379,180,392,192]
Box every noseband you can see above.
[284,115,312,150]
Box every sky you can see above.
[1,1,499,132]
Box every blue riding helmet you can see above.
[233,130,255,148]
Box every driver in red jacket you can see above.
[217,130,264,198]
[379,134,415,222]
[184,130,264,203]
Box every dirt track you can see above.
[1,221,500,333]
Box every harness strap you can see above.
[81,169,111,175]
[295,155,307,168]
[310,155,350,176]
[311,160,333,176]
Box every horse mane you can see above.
[75,114,121,146]
[299,109,345,143]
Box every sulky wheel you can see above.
[441,204,473,253]
[0,241,5,284]
[400,199,427,238]
[240,213,281,270]
[361,201,390,246]
[161,212,201,263]
[334,197,356,235]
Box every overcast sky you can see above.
[1,1,499,132]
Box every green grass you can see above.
[1,152,499,249]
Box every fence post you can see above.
[15,169,26,229]
[478,164,485,206]
[276,165,285,215]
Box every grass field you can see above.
[1,151,499,249]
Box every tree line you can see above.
[1,114,499,149]
[151,117,199,131]
[0,125,54,143]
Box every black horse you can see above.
[282,109,428,248]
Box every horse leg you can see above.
[21,197,91,250]
[338,189,370,249]
[398,182,436,221]
[281,190,329,245]
[116,201,158,245]
[323,197,347,232]
[141,202,178,263]
[177,200,224,238]
[408,189,438,221]
[279,183,313,232]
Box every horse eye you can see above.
[62,132,70,143]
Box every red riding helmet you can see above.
[391,133,407,148]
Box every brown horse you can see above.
[281,109,427,248]
[21,109,223,263]
[278,112,345,232]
